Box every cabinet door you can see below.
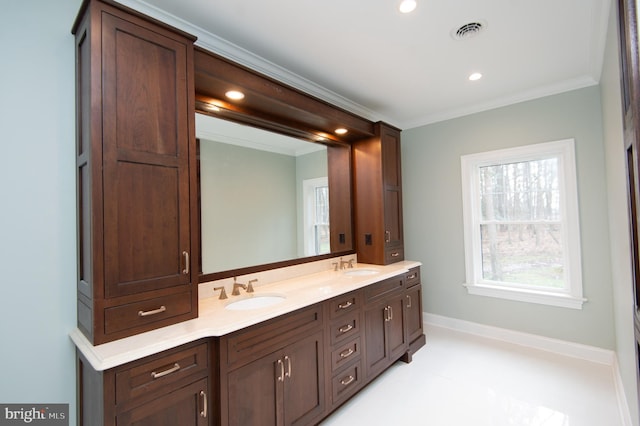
[226,331,324,426]
[227,351,280,426]
[405,285,423,344]
[364,293,407,379]
[386,293,408,362]
[116,378,208,426]
[381,124,403,251]
[282,331,325,426]
[101,11,193,298]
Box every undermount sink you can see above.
[343,268,380,276]
[225,294,286,311]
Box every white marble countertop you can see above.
[70,260,421,371]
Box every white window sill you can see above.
[463,282,586,309]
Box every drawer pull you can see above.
[151,362,180,379]
[277,359,285,382]
[338,301,353,309]
[339,324,353,333]
[391,252,400,257]
[341,375,355,386]
[200,390,207,418]
[407,273,417,280]
[138,305,166,317]
[339,348,354,359]
[182,251,190,275]
[284,355,292,378]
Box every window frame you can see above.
[460,139,586,309]
[302,176,330,256]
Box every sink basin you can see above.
[343,268,380,276]
[225,294,286,311]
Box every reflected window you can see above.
[304,177,330,256]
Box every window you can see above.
[460,139,585,309]
[303,177,330,256]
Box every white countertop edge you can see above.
[71,261,421,371]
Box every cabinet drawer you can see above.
[330,313,361,345]
[224,305,322,369]
[330,337,361,373]
[331,360,363,404]
[364,275,404,302]
[104,291,193,335]
[328,290,362,320]
[385,247,404,264]
[405,267,420,288]
[115,341,208,405]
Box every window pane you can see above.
[479,159,560,222]
[480,223,564,289]
[315,186,329,224]
[315,224,330,254]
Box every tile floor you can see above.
[321,325,624,426]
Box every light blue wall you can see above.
[0,0,81,423]
[600,1,639,423]
[200,140,298,272]
[403,86,616,349]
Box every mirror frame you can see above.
[194,48,374,281]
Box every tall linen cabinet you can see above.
[72,0,199,345]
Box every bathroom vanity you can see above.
[73,262,424,425]
[70,0,424,424]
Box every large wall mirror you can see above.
[194,48,371,281]
[198,113,334,274]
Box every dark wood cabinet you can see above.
[117,378,208,426]
[72,0,198,344]
[220,305,325,426]
[353,122,404,264]
[78,340,211,426]
[403,268,426,362]
[363,276,408,379]
[619,0,640,414]
[325,290,365,410]
[226,331,324,426]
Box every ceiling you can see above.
[120,0,612,130]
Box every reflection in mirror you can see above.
[197,113,330,274]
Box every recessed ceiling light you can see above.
[399,0,417,13]
[225,90,245,100]
[469,72,483,81]
[335,128,348,135]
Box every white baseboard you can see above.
[424,312,634,425]
[424,312,614,364]
[613,355,635,426]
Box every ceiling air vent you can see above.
[452,21,486,40]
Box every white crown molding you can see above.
[402,75,599,129]
[114,0,383,124]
